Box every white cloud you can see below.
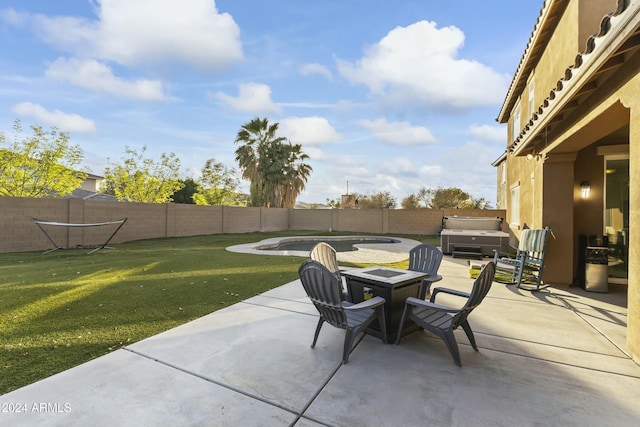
[23,0,242,71]
[0,7,28,25]
[278,102,335,109]
[418,164,443,176]
[377,157,417,176]
[12,102,97,133]
[469,124,506,142]
[214,83,281,114]
[299,63,333,81]
[303,146,327,161]
[337,20,510,110]
[332,100,365,113]
[45,57,164,100]
[279,116,341,145]
[438,140,499,196]
[357,118,436,146]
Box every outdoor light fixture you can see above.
[580,181,590,198]
[526,152,546,161]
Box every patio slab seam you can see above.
[550,291,631,359]
[290,352,355,427]
[469,333,640,379]
[236,293,383,425]
[122,346,304,418]
[238,299,317,317]
[125,308,366,427]
[475,330,631,360]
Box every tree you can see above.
[234,117,312,208]
[103,146,183,203]
[353,191,397,209]
[401,194,421,209]
[267,142,312,208]
[413,186,492,209]
[192,158,243,206]
[171,178,198,204]
[0,119,86,197]
[325,198,341,209]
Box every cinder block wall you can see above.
[290,209,332,231]
[0,197,506,253]
[336,209,384,233]
[389,209,445,235]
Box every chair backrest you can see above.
[309,242,340,274]
[408,243,443,277]
[298,260,347,329]
[517,227,551,265]
[453,261,495,326]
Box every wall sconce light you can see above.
[580,181,590,198]
[526,153,547,162]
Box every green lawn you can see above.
[0,231,437,395]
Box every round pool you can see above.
[257,236,399,252]
[226,235,422,264]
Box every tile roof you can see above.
[506,0,639,155]
[496,0,569,123]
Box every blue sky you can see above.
[0,0,543,206]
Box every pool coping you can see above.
[226,235,422,264]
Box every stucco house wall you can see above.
[497,0,639,362]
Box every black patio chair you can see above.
[298,260,387,364]
[408,243,443,299]
[395,261,496,367]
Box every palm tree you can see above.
[235,118,284,207]
[234,118,312,207]
[279,144,312,208]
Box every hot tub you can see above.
[440,216,509,258]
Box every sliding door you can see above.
[604,156,629,283]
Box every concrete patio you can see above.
[1,256,637,426]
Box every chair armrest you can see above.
[493,246,518,259]
[343,296,385,311]
[495,257,521,266]
[418,275,443,300]
[431,287,470,302]
[405,297,459,313]
[423,274,442,283]
[493,249,512,259]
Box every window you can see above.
[512,102,521,142]
[528,76,535,117]
[510,183,520,227]
[500,162,506,185]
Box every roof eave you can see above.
[511,2,640,156]
[497,0,570,123]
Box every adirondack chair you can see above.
[396,262,496,367]
[310,242,341,277]
[310,242,347,298]
[408,243,443,299]
[493,227,551,290]
[298,260,387,364]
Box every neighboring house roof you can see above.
[64,188,118,201]
[295,201,330,209]
[497,0,640,156]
